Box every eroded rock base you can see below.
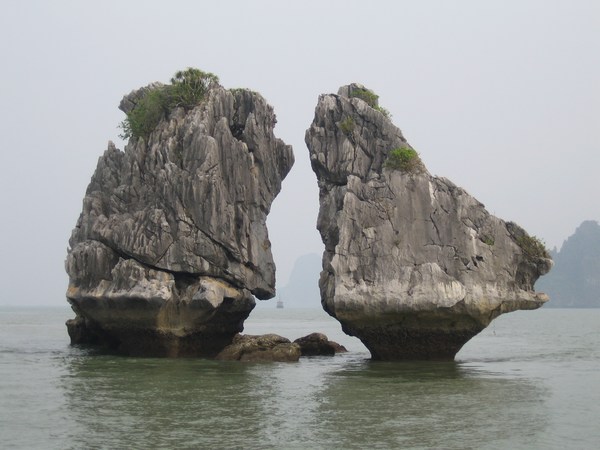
[67,316,246,357]
[348,325,481,361]
[337,313,486,360]
[66,283,255,357]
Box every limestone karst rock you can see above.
[306,83,552,360]
[66,75,294,356]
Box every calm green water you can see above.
[1,306,598,449]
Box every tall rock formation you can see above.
[306,84,552,360]
[66,74,294,356]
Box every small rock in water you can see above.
[294,332,348,356]
[216,334,301,362]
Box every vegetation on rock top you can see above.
[119,68,219,140]
[517,234,550,260]
[349,87,391,118]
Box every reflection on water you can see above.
[2,307,599,449]
[60,350,549,450]
[315,358,548,450]
[62,355,265,449]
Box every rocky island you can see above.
[306,84,552,360]
[65,69,294,357]
[536,220,600,307]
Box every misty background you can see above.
[1,1,598,307]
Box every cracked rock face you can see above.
[66,83,293,357]
[306,84,552,360]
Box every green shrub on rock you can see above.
[349,87,391,118]
[517,235,550,260]
[339,116,355,136]
[168,68,219,109]
[480,234,496,246]
[119,68,219,140]
[350,87,379,108]
[119,88,169,141]
[384,147,425,174]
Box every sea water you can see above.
[0,305,598,449]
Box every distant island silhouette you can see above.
[536,220,600,307]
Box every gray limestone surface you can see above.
[306,84,552,360]
[66,82,294,356]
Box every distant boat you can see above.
[276,297,284,309]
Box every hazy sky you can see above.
[1,0,598,306]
